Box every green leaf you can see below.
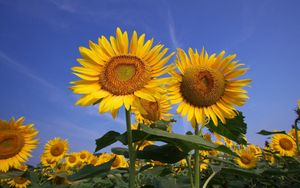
[257,130,286,135]
[139,125,237,156]
[111,147,129,157]
[68,158,114,181]
[95,131,121,152]
[206,112,247,145]
[0,170,24,179]
[137,144,187,163]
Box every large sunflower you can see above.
[169,48,251,126]
[43,138,69,162]
[270,134,296,157]
[70,28,174,117]
[0,117,38,172]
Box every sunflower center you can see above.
[80,153,87,159]
[139,98,160,121]
[279,138,293,150]
[180,66,225,106]
[0,131,25,159]
[100,55,151,95]
[50,144,65,157]
[68,155,76,163]
[240,155,251,165]
[13,177,27,184]
[112,156,121,167]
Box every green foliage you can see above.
[68,159,114,181]
[206,112,247,145]
[257,130,286,135]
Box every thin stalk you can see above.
[186,156,195,188]
[203,171,217,188]
[294,118,300,154]
[125,109,135,188]
[194,122,200,188]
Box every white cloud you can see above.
[0,50,58,91]
[166,8,181,50]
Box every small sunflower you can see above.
[288,129,300,144]
[270,134,296,157]
[0,117,38,172]
[248,144,262,157]
[88,155,99,166]
[70,27,174,118]
[169,48,251,126]
[43,138,69,162]
[96,153,114,166]
[111,154,128,169]
[65,153,79,168]
[235,148,257,169]
[78,150,92,163]
[132,94,172,124]
[7,177,31,188]
[40,154,57,168]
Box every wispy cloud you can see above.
[0,50,58,91]
[166,9,181,50]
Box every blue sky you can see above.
[1,0,300,164]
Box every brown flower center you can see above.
[180,66,225,106]
[240,155,252,165]
[112,155,121,167]
[100,55,151,95]
[279,138,293,150]
[68,155,76,163]
[0,131,25,159]
[13,177,27,184]
[139,98,160,121]
[50,143,65,157]
[80,153,87,159]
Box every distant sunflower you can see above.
[270,134,296,157]
[111,154,128,169]
[0,117,38,172]
[78,150,91,163]
[70,27,174,117]
[132,95,172,124]
[7,177,31,188]
[40,154,57,168]
[288,129,300,144]
[169,48,251,126]
[65,153,79,168]
[235,148,257,169]
[43,138,69,162]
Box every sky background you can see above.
[0,0,300,164]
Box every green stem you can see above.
[294,118,300,154]
[125,109,135,188]
[203,171,217,188]
[194,123,200,188]
[186,156,195,188]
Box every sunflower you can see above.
[40,154,57,168]
[70,27,174,117]
[7,177,31,188]
[235,148,257,169]
[111,154,128,169]
[0,117,38,172]
[78,150,92,163]
[169,48,251,126]
[248,144,262,157]
[96,153,114,166]
[288,128,300,144]
[65,153,79,168]
[43,138,69,162]
[132,94,172,124]
[270,134,296,157]
[88,155,99,166]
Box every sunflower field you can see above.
[1,28,300,188]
